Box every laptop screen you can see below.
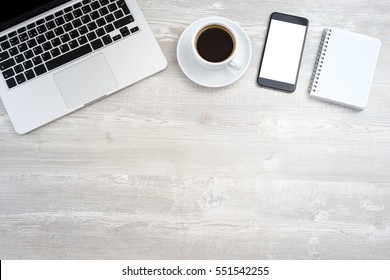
[0,0,71,32]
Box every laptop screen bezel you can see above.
[0,0,72,32]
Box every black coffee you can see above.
[196,25,235,63]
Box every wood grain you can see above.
[0,0,390,259]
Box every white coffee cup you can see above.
[191,19,241,71]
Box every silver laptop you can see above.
[0,0,167,134]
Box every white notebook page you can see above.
[310,28,381,110]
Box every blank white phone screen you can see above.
[259,19,307,84]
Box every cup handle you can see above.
[228,59,242,71]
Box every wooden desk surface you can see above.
[1,0,389,259]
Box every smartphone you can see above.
[257,12,309,92]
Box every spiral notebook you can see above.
[309,27,381,110]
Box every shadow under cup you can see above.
[195,24,236,64]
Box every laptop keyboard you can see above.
[0,0,140,89]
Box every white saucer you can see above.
[177,17,252,88]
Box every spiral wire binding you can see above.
[309,29,332,93]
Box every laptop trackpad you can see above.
[54,54,118,109]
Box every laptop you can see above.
[0,0,167,134]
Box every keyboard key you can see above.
[36,35,47,44]
[78,26,89,35]
[82,5,92,14]
[51,38,61,47]
[87,21,97,31]
[64,6,73,13]
[42,42,53,51]
[45,30,55,40]
[117,0,130,15]
[130,26,139,33]
[77,35,88,45]
[37,18,45,25]
[24,50,34,59]
[10,37,20,46]
[104,23,114,33]
[32,56,43,66]
[6,77,17,89]
[122,5,130,15]
[15,73,26,84]
[46,20,56,30]
[27,39,37,48]
[50,48,61,57]
[54,10,64,17]
[33,46,44,56]
[8,31,17,38]
[90,11,100,20]
[9,47,19,56]
[19,33,29,42]
[70,30,80,39]
[113,34,121,41]
[63,23,73,32]
[117,0,126,8]
[14,64,23,74]
[0,57,16,71]
[108,3,118,12]
[0,35,7,42]
[102,34,112,45]
[91,1,101,10]
[69,39,79,49]
[96,18,106,27]
[45,15,55,21]
[17,27,27,34]
[18,43,28,52]
[34,64,47,76]
[96,27,105,37]
[3,68,15,79]
[15,54,25,63]
[54,27,65,36]
[27,22,36,29]
[73,2,83,9]
[81,15,92,24]
[55,16,65,26]
[64,13,74,22]
[87,32,97,41]
[46,44,92,70]
[73,8,83,18]
[105,14,115,23]
[59,43,70,53]
[113,15,134,29]
[42,52,52,61]
[99,7,109,16]
[1,41,11,50]
[60,33,71,43]
[28,28,38,38]
[91,38,103,50]
[23,60,33,69]
[120,26,130,37]
[72,18,83,28]
[114,10,124,19]
[25,69,36,80]
[0,51,10,61]
[37,25,47,34]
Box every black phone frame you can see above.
[257,12,309,93]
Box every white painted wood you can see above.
[0,0,389,259]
